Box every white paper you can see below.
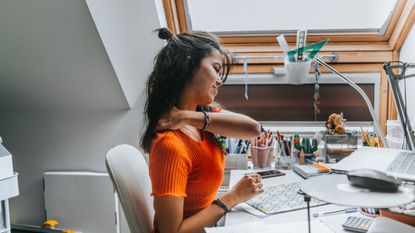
[206,222,264,233]
[205,220,334,233]
[233,203,267,217]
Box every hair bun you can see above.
[158,28,173,40]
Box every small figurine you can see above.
[326,113,346,134]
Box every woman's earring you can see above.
[216,78,223,87]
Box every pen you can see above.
[313,207,357,218]
[277,34,290,56]
[234,139,242,154]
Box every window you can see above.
[186,0,397,35]
[164,0,407,43]
[163,0,415,129]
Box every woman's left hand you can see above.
[156,106,187,131]
[220,173,263,209]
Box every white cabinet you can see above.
[43,172,129,233]
[0,144,19,233]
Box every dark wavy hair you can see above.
[140,28,232,152]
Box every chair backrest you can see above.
[106,144,154,233]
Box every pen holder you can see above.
[250,146,275,169]
[225,153,248,170]
[274,145,293,170]
[284,56,311,85]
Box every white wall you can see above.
[399,23,415,124]
[85,0,162,108]
[0,106,144,224]
[0,0,130,111]
[0,0,165,225]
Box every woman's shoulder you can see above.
[154,130,180,141]
[150,131,192,165]
[151,131,186,151]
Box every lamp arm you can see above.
[383,62,415,150]
[387,77,415,150]
[315,57,388,148]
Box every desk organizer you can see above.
[324,134,357,163]
[225,153,248,170]
[250,146,275,169]
[284,56,311,85]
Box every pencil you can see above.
[312,163,331,172]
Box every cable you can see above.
[402,73,408,149]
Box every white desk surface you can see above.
[226,170,368,233]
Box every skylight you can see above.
[185,0,397,35]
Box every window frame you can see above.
[164,0,408,44]
[162,0,415,131]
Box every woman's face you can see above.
[186,50,224,106]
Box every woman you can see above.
[140,28,263,233]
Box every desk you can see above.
[225,170,367,233]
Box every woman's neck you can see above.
[177,104,196,111]
[177,95,198,111]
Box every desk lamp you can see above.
[314,57,388,148]
[383,61,415,150]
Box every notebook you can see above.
[331,147,415,181]
[245,182,326,215]
[293,164,330,179]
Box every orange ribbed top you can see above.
[149,130,224,231]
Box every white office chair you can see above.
[106,144,154,233]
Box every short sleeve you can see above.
[149,136,190,197]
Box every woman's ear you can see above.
[216,79,224,87]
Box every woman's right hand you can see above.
[155,106,187,131]
[220,173,264,208]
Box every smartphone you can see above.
[255,170,285,179]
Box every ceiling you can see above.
[0,0,164,111]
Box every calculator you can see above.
[342,216,373,233]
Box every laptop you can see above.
[331,147,415,181]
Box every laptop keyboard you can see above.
[386,151,415,174]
